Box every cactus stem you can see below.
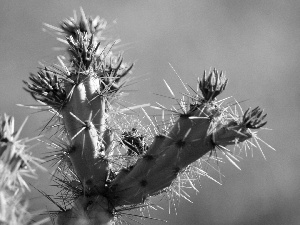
[175,139,186,148]
[139,179,148,187]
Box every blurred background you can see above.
[0,0,300,224]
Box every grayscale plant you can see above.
[1,7,275,225]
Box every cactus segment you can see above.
[25,8,133,196]
[108,104,215,206]
[211,119,252,146]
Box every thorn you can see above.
[163,79,175,98]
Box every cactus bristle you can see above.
[12,7,275,225]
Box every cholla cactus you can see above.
[0,114,45,225]
[23,8,273,225]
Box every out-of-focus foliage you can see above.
[0,1,299,224]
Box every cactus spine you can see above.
[0,114,45,224]
[23,8,271,225]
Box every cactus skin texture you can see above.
[24,8,271,225]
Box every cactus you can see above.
[0,114,46,224]
[21,8,273,225]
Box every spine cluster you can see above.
[0,114,44,225]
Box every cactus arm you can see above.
[61,74,108,193]
[108,70,265,207]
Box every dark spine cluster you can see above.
[199,68,228,101]
[23,68,67,110]
[242,106,267,129]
